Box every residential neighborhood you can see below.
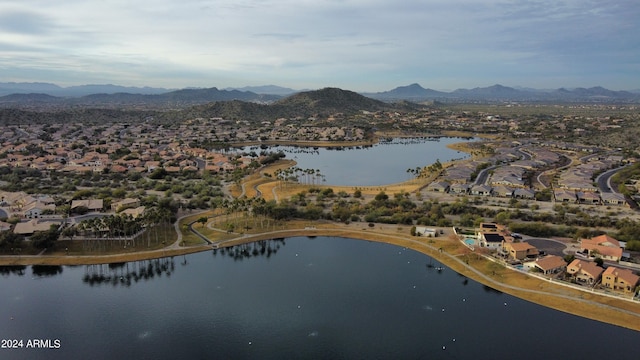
[463,222,639,298]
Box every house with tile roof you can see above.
[600,192,626,206]
[71,199,104,212]
[602,266,640,294]
[470,184,493,196]
[580,235,623,262]
[13,219,61,235]
[112,198,141,212]
[22,201,56,219]
[602,266,640,293]
[513,188,536,199]
[567,259,604,285]
[503,242,539,260]
[532,255,567,275]
[427,181,450,192]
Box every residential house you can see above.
[470,184,492,196]
[427,181,450,193]
[22,201,56,219]
[514,188,536,200]
[71,199,104,212]
[478,232,505,250]
[554,189,576,203]
[503,242,539,260]
[449,183,470,195]
[492,185,514,198]
[533,255,567,275]
[112,198,141,212]
[580,234,623,262]
[567,259,604,284]
[577,191,601,205]
[121,206,146,219]
[13,219,60,236]
[601,266,640,293]
[600,192,626,206]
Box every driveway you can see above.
[524,238,567,257]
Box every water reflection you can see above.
[483,285,503,294]
[32,265,63,277]
[82,258,175,287]
[0,265,27,276]
[213,238,286,261]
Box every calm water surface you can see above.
[1,236,637,360]
[245,137,470,186]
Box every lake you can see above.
[244,137,470,186]
[1,236,637,360]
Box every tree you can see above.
[30,224,60,249]
[353,189,362,198]
[197,217,208,228]
[563,254,575,264]
[374,191,388,201]
[594,257,604,267]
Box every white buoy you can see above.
[504,302,507,306]
[442,346,446,350]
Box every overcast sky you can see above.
[1,0,638,91]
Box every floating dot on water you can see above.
[442,308,445,312]
[249,341,252,345]
[442,346,446,350]
[453,338,456,342]
[504,302,507,306]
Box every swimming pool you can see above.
[464,238,476,246]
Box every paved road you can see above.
[596,165,629,194]
[517,148,532,161]
[169,210,209,249]
[473,165,497,186]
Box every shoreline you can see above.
[2,134,638,332]
[1,226,638,332]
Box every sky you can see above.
[1,0,638,92]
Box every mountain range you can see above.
[1,82,639,106]
[0,88,420,125]
[363,84,640,102]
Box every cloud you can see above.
[0,0,638,90]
